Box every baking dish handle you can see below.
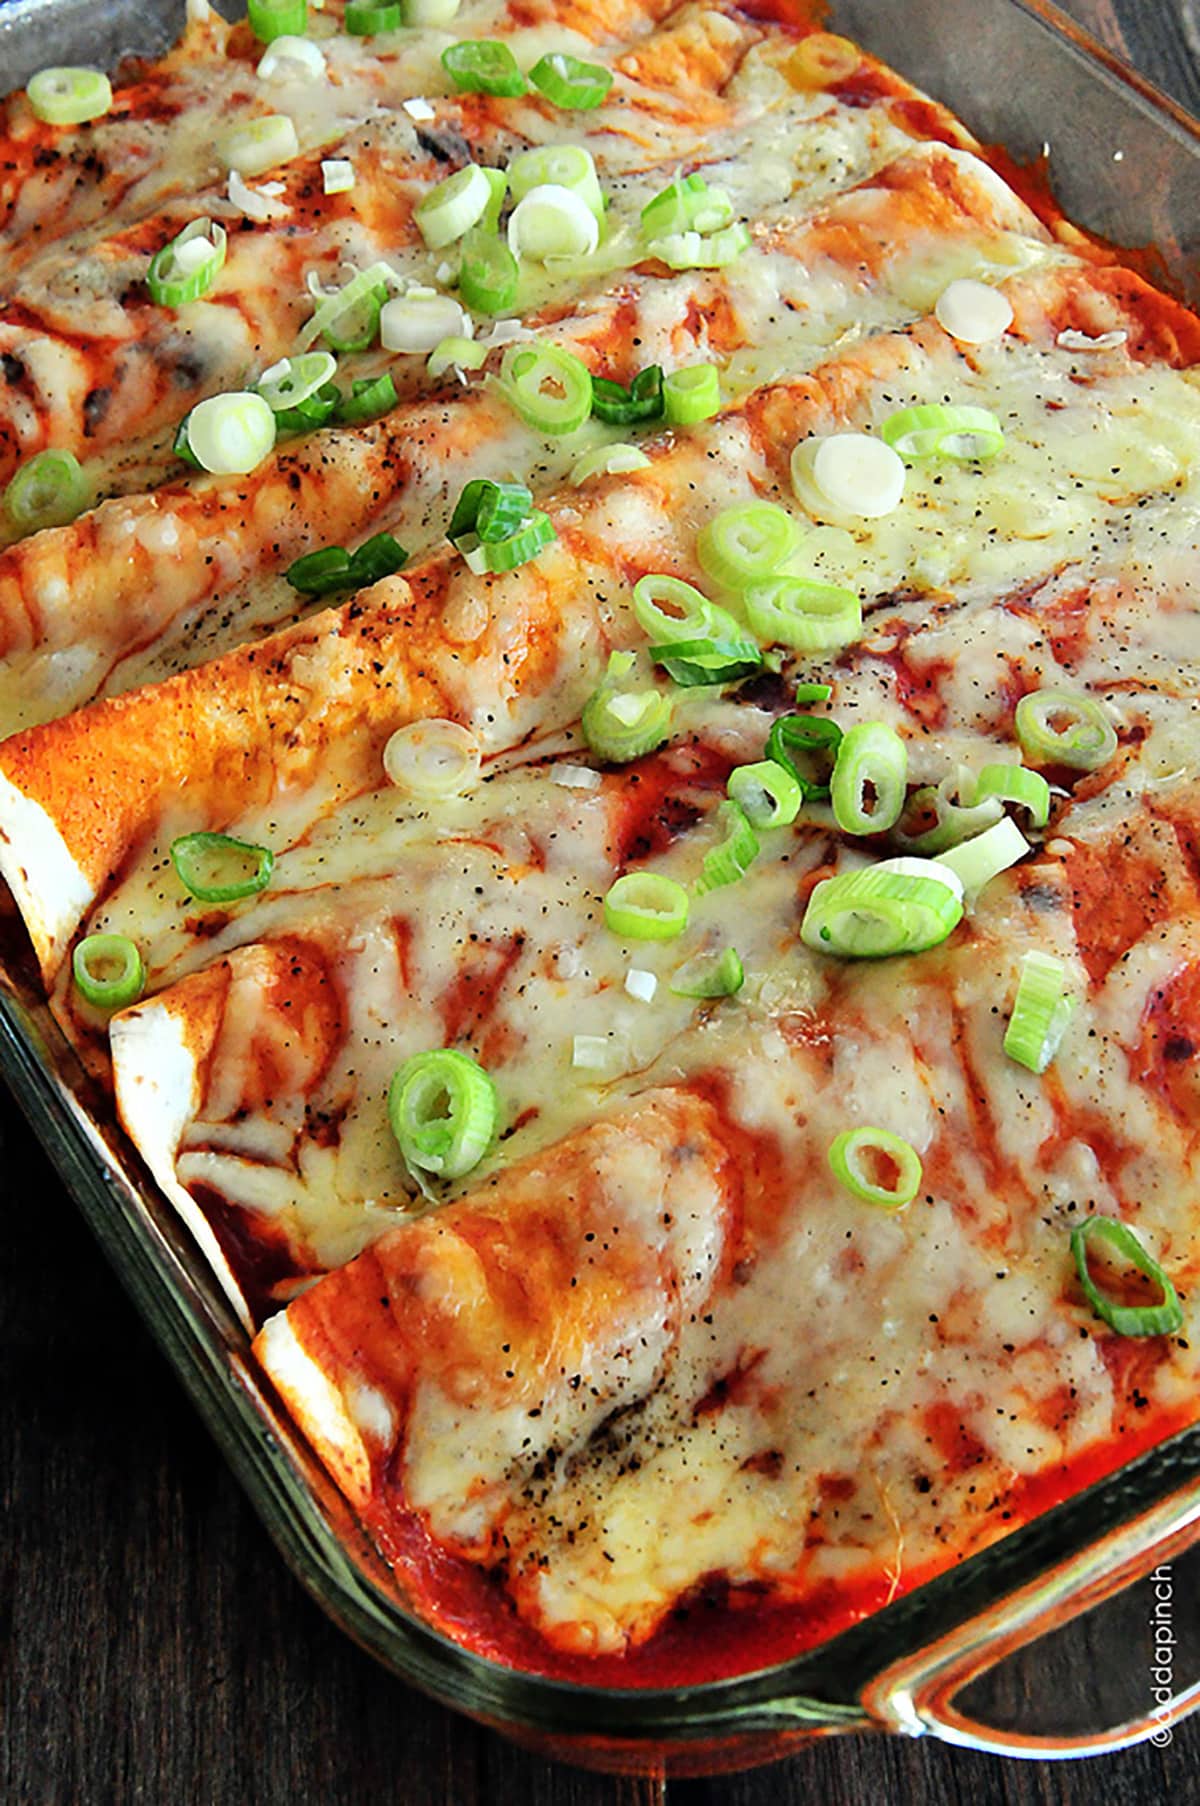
[861,1515,1200,1758]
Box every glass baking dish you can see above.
[2,0,1200,1776]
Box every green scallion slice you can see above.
[829,1126,922,1209]
[830,720,907,836]
[697,800,759,894]
[591,365,663,426]
[3,449,89,534]
[388,1048,498,1181]
[649,636,762,687]
[802,859,964,959]
[529,51,613,110]
[881,402,1005,462]
[696,501,802,592]
[248,0,307,42]
[1015,689,1118,772]
[146,218,227,309]
[332,371,398,427]
[570,443,651,484]
[345,1,401,31]
[256,351,337,415]
[767,713,842,801]
[414,163,492,250]
[894,770,1003,856]
[1003,949,1076,1073]
[458,227,519,315]
[442,40,526,97]
[669,945,744,999]
[351,530,408,584]
[794,681,833,704]
[663,363,720,427]
[507,144,603,217]
[646,223,750,271]
[170,831,274,904]
[458,511,556,574]
[727,759,803,830]
[972,762,1052,829]
[632,573,720,644]
[27,66,112,126]
[273,379,341,435]
[934,816,1029,895]
[603,871,689,941]
[744,574,861,654]
[581,680,672,763]
[1070,1216,1183,1338]
[72,933,146,1011]
[500,342,593,435]
[640,173,734,239]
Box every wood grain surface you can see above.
[2,2,1198,1802]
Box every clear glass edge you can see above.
[1,0,1199,1759]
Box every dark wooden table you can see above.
[3,2,1199,1801]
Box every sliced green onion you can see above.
[427,335,488,379]
[273,379,340,435]
[402,0,462,20]
[646,223,750,271]
[185,391,276,475]
[697,800,759,894]
[641,174,734,239]
[256,350,337,413]
[802,858,964,959]
[529,52,613,110]
[571,443,651,484]
[632,573,720,644]
[458,511,555,574]
[767,713,842,800]
[384,718,480,798]
[332,370,398,426]
[3,449,89,533]
[663,364,720,427]
[795,681,833,704]
[262,37,327,83]
[500,342,592,434]
[448,477,532,543]
[650,636,762,687]
[218,113,300,178]
[696,501,802,592]
[287,532,407,593]
[727,759,803,830]
[882,402,1005,463]
[829,1127,922,1209]
[380,289,470,355]
[479,166,508,233]
[1070,1217,1183,1338]
[934,816,1029,894]
[508,144,603,218]
[173,414,201,469]
[442,40,526,97]
[414,163,492,250]
[744,574,862,653]
[972,763,1052,829]
[27,67,112,126]
[670,945,744,999]
[591,365,663,426]
[895,770,1002,855]
[1015,689,1117,772]
[146,218,227,309]
[508,184,599,260]
[170,831,274,903]
[388,1048,497,1181]
[831,721,907,836]
[248,0,307,42]
[345,1,401,30]
[604,872,689,941]
[582,681,672,763]
[300,261,395,354]
[458,227,519,315]
[286,546,354,593]
[352,531,407,583]
[1004,949,1076,1074]
[72,933,145,1011]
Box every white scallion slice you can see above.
[793,432,906,520]
[414,163,492,250]
[508,184,599,261]
[256,35,327,81]
[383,719,481,797]
[218,113,300,177]
[381,290,472,354]
[1003,949,1076,1073]
[27,66,112,126]
[934,816,1029,896]
[1056,327,1128,352]
[934,278,1014,344]
[256,350,337,412]
[185,391,277,474]
[321,158,355,194]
